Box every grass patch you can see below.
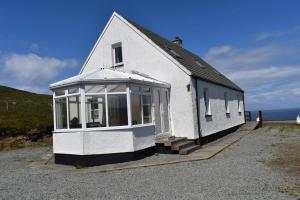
[0,85,53,134]
[262,124,300,196]
[0,136,52,152]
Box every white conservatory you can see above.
[50,68,171,166]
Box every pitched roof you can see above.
[127,19,243,92]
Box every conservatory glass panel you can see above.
[68,87,79,94]
[85,95,106,128]
[68,96,82,128]
[131,85,140,93]
[108,94,128,126]
[142,87,151,93]
[55,98,67,129]
[55,89,65,96]
[153,89,162,134]
[107,84,126,92]
[143,95,152,123]
[162,90,170,132]
[85,85,105,93]
[131,94,142,125]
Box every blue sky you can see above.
[0,0,300,110]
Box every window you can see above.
[55,89,65,96]
[130,85,153,125]
[55,98,67,129]
[85,85,105,93]
[238,95,242,113]
[108,94,128,126]
[142,95,152,123]
[224,92,229,114]
[68,96,81,128]
[68,87,79,94]
[112,43,123,66]
[107,84,126,92]
[203,88,211,116]
[85,96,106,128]
[131,94,142,125]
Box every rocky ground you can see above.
[0,124,299,200]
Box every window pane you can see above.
[85,85,105,93]
[143,95,152,123]
[55,89,65,96]
[55,98,67,129]
[85,96,106,128]
[68,96,82,128]
[142,87,151,93]
[107,84,126,92]
[114,46,123,64]
[131,85,140,93]
[131,94,141,125]
[108,94,128,126]
[224,92,229,113]
[203,88,210,115]
[153,89,162,134]
[68,87,79,94]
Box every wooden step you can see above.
[164,137,187,147]
[172,141,195,151]
[179,144,201,155]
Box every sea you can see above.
[250,107,300,121]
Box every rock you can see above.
[26,129,42,142]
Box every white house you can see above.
[50,12,245,166]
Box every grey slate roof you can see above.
[127,19,243,92]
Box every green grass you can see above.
[0,85,53,131]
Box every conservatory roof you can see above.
[49,68,170,89]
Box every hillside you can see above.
[0,85,53,132]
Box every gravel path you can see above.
[0,126,297,200]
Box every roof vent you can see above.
[172,36,182,47]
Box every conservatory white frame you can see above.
[52,82,171,137]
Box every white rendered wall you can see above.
[196,80,245,137]
[53,132,84,154]
[132,125,155,151]
[53,125,155,155]
[81,15,198,139]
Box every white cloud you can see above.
[203,43,300,110]
[29,43,40,51]
[204,44,296,73]
[228,65,300,87]
[254,26,300,41]
[0,53,77,93]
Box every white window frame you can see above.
[53,83,157,132]
[112,42,124,67]
[130,85,153,127]
[203,88,211,116]
[53,87,81,131]
[237,95,242,113]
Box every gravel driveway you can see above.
[0,125,298,200]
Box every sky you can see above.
[0,0,300,111]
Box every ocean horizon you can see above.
[250,107,300,121]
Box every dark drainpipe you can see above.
[194,77,202,145]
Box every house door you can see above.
[153,88,170,137]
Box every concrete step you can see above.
[172,141,195,151]
[179,144,201,155]
[164,137,187,147]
